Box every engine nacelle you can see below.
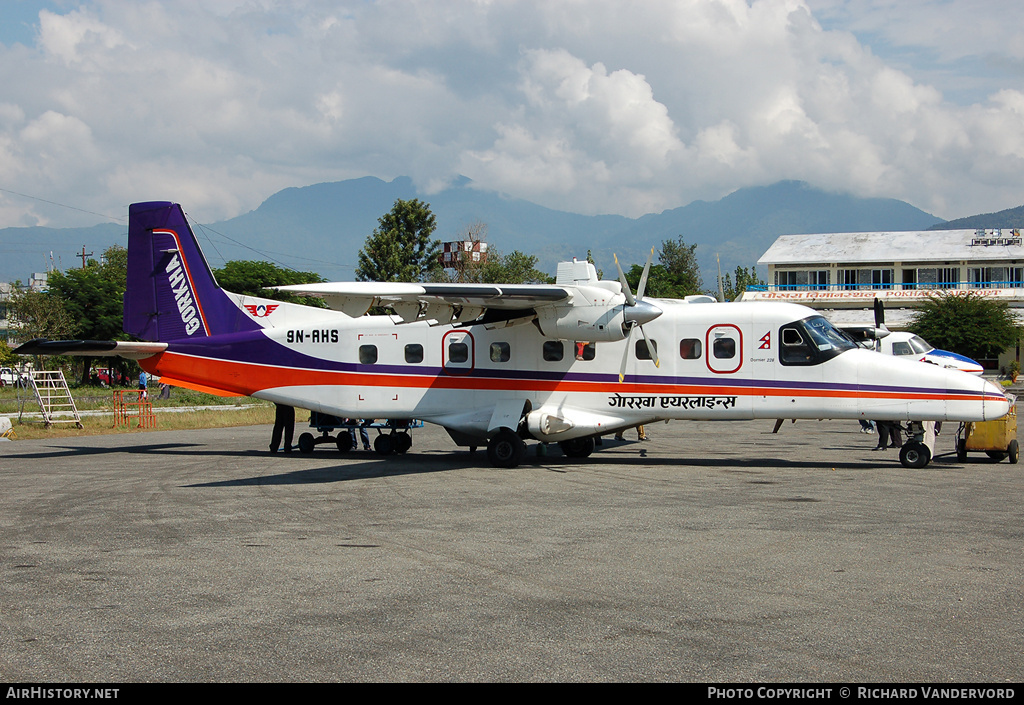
[526,406,632,441]
[535,304,628,342]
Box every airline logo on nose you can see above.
[165,253,202,336]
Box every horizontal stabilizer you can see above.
[15,338,168,359]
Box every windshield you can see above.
[908,335,933,354]
[779,315,857,366]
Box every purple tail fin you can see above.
[124,202,261,341]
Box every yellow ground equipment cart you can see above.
[956,404,1018,463]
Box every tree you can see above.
[478,251,552,284]
[214,261,327,307]
[8,286,76,344]
[909,292,1021,362]
[623,236,703,298]
[356,199,442,282]
[719,265,765,301]
[658,235,703,295]
[43,245,128,383]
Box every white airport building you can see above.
[741,228,1024,371]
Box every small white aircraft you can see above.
[16,202,1010,469]
[842,299,985,374]
[878,332,985,375]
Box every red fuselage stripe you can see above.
[141,351,990,403]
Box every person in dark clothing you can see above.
[270,404,295,453]
[873,421,903,450]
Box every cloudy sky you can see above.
[0,0,1022,230]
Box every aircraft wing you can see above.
[14,339,168,360]
[275,281,572,322]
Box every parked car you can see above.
[0,367,29,388]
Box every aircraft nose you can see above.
[983,379,1012,421]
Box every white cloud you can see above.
[0,0,1022,230]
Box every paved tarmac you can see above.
[1,420,1021,683]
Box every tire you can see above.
[393,432,412,454]
[336,433,354,453]
[956,438,968,463]
[985,450,1008,461]
[559,436,596,458]
[487,429,525,468]
[298,432,316,454]
[374,433,395,456]
[1009,439,1019,464]
[899,441,931,469]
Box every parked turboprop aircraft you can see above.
[16,202,1011,469]
[840,298,985,374]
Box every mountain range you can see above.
[0,177,969,288]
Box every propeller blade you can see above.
[639,324,660,368]
[614,253,636,307]
[636,247,654,300]
[618,338,630,383]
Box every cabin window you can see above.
[359,345,378,364]
[490,342,511,363]
[448,342,470,363]
[574,342,596,361]
[679,338,702,359]
[543,341,564,362]
[635,339,658,360]
[892,341,913,356]
[404,344,423,364]
[713,338,736,359]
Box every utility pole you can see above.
[78,245,93,268]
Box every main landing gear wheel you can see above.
[487,429,525,468]
[392,432,412,454]
[559,436,596,458]
[298,432,316,454]
[336,433,354,453]
[374,433,395,456]
[899,441,931,469]
[1009,439,1019,464]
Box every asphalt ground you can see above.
[0,419,1021,683]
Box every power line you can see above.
[0,187,126,223]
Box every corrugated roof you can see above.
[758,229,1024,266]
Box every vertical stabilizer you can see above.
[124,201,260,341]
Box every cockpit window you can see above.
[779,315,857,366]
[908,336,933,354]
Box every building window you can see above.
[776,271,798,290]
[937,267,959,289]
[871,269,893,290]
[1010,268,1024,288]
[969,267,1002,288]
[838,269,858,290]
[902,269,917,290]
[809,270,829,290]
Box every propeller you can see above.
[614,248,663,382]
